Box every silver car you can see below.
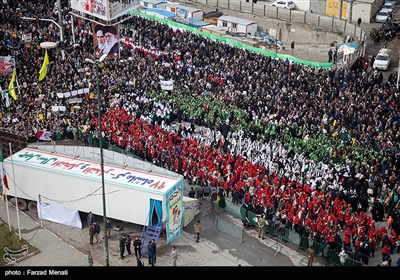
[375,10,392,22]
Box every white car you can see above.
[375,10,392,22]
[272,0,295,10]
[373,48,392,70]
[381,2,395,13]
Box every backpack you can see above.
[95,224,100,234]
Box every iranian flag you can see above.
[35,130,51,141]
[0,146,9,191]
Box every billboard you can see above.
[70,0,108,20]
[92,23,120,59]
[70,0,138,21]
[0,56,15,75]
[175,7,190,24]
[109,0,138,20]
[165,180,184,243]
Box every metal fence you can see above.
[223,199,365,267]
[183,0,365,41]
[216,216,245,242]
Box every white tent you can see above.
[338,44,356,55]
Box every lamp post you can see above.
[85,53,109,266]
[21,16,65,60]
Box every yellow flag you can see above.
[38,49,50,82]
[8,67,17,100]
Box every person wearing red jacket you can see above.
[381,244,390,259]
[389,229,397,254]
[344,234,351,249]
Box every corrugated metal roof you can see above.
[188,18,211,26]
[165,4,203,12]
[218,15,258,25]
[355,0,375,4]
[145,8,176,18]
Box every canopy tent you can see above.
[337,43,357,55]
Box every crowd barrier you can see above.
[224,198,365,266]
[216,216,245,243]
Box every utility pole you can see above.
[349,0,354,23]
[57,0,65,60]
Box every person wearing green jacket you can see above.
[119,235,126,259]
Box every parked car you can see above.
[382,20,400,31]
[373,48,392,70]
[375,10,392,22]
[272,0,295,10]
[384,0,399,6]
[381,2,395,13]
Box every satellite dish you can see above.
[40,42,57,49]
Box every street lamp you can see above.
[85,53,109,266]
[21,16,65,60]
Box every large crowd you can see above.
[1,0,400,266]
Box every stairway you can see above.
[140,225,163,257]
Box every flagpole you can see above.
[15,72,21,97]
[0,146,11,231]
[9,142,21,240]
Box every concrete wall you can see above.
[256,18,343,44]
[276,21,343,43]
[293,0,311,11]
[352,3,373,23]
[310,0,327,15]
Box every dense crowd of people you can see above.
[1,0,400,266]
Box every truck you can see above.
[1,145,185,244]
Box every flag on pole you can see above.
[0,146,9,190]
[8,67,17,100]
[0,84,10,108]
[38,49,50,82]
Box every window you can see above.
[232,23,237,29]
[222,21,227,27]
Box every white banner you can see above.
[160,79,174,91]
[183,196,200,227]
[38,200,82,229]
[68,98,83,104]
[56,87,89,98]
[51,106,66,112]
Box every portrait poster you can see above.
[92,23,120,59]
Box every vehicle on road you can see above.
[375,10,392,22]
[373,48,392,70]
[384,0,399,6]
[272,0,295,10]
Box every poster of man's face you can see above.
[92,23,120,59]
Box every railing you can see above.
[0,129,28,157]
[224,198,365,267]
[182,0,365,42]
[216,216,245,242]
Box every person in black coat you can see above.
[147,240,155,266]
